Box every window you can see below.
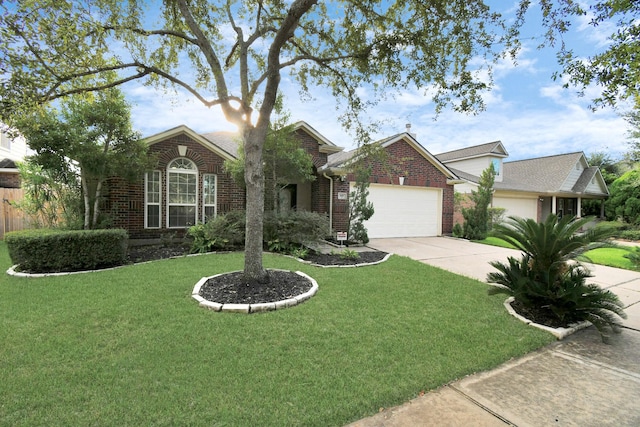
[167,158,197,227]
[203,174,216,222]
[491,159,500,176]
[145,171,161,228]
[0,131,10,150]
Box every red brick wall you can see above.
[333,139,455,235]
[107,134,245,239]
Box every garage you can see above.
[360,184,442,238]
[493,195,538,220]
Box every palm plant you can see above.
[488,215,626,339]
[492,214,614,278]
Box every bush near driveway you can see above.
[487,215,626,339]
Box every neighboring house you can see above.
[0,126,30,188]
[108,122,460,240]
[436,142,609,223]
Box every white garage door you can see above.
[359,184,442,238]
[493,196,538,221]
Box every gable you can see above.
[144,125,236,161]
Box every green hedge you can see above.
[6,228,128,273]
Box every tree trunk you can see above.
[81,171,91,229]
[92,179,103,229]
[243,127,269,282]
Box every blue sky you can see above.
[124,1,632,162]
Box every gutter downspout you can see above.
[323,173,333,231]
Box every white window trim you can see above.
[202,174,217,223]
[166,158,198,228]
[145,170,161,229]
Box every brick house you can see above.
[107,121,459,240]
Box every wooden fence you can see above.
[1,188,27,239]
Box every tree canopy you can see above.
[1,0,637,279]
[15,88,153,229]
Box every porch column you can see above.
[552,196,557,215]
[576,197,582,218]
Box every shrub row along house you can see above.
[106,122,609,240]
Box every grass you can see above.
[583,247,637,270]
[0,242,554,426]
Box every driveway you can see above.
[368,236,640,331]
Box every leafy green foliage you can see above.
[488,214,625,339]
[13,89,154,229]
[623,246,640,269]
[339,249,360,260]
[188,210,329,254]
[13,160,82,229]
[263,210,330,250]
[5,228,128,273]
[462,163,496,240]
[348,167,375,244]
[493,214,614,273]
[187,211,246,253]
[606,168,640,224]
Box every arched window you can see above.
[167,158,198,227]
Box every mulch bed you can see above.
[304,251,388,266]
[510,299,572,329]
[199,270,313,305]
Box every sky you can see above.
[124,1,633,163]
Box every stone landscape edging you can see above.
[192,269,319,314]
[290,252,393,268]
[504,296,591,339]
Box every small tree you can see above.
[15,89,155,229]
[462,163,496,240]
[13,160,82,229]
[347,167,375,244]
[606,168,640,225]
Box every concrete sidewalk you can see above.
[345,237,640,426]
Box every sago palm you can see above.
[492,214,614,281]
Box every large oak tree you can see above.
[1,0,636,280]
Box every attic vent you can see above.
[576,163,580,170]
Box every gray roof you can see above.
[0,158,17,168]
[201,131,241,158]
[495,152,583,192]
[436,141,508,162]
[490,152,607,196]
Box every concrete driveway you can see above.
[368,236,640,331]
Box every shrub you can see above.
[6,228,128,273]
[188,210,330,254]
[452,223,463,238]
[488,256,627,336]
[487,214,625,339]
[187,211,246,253]
[264,210,330,252]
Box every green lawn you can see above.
[0,242,553,426]
[583,247,637,270]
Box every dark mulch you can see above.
[199,270,313,304]
[510,299,572,329]
[126,244,191,264]
[304,251,388,266]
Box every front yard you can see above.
[0,242,553,426]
